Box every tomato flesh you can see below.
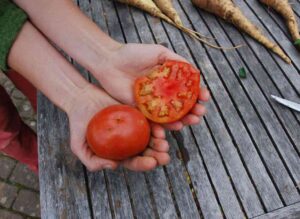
[134,60,200,123]
[86,105,150,160]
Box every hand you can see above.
[93,43,210,130]
[66,84,170,172]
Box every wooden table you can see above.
[38,0,300,218]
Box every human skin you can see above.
[8,22,172,172]
[14,0,210,131]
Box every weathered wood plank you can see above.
[77,2,114,218]
[219,23,300,152]
[207,2,300,178]
[238,0,300,121]
[241,0,300,77]
[126,4,220,217]
[113,3,178,219]
[121,6,191,219]
[292,1,300,18]
[223,0,300,106]
[175,126,240,219]
[165,132,202,219]
[244,0,300,123]
[144,8,254,219]
[38,95,91,219]
[83,1,135,219]
[88,172,113,219]
[171,0,284,214]
[253,202,300,219]
[178,0,300,206]
[126,4,203,218]
[185,0,300,181]
[258,2,294,40]
[129,9,225,218]
[39,2,92,215]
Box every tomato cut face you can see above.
[134,60,200,123]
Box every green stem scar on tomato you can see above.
[134,60,200,123]
[86,105,150,160]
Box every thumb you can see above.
[158,46,188,64]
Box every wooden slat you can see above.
[253,202,300,219]
[38,95,91,219]
[113,3,179,219]
[145,168,179,219]
[238,0,300,115]
[120,6,190,219]
[165,132,202,219]
[258,3,294,40]
[212,1,300,179]
[244,0,300,122]
[125,4,203,218]
[88,172,113,219]
[178,0,300,206]
[79,1,136,218]
[231,0,300,98]
[124,3,225,216]
[244,0,300,71]
[173,0,284,213]
[144,9,262,219]
[293,2,300,18]
[130,10,226,218]
[176,126,243,219]
[217,19,300,154]
[39,0,300,218]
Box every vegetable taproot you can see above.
[153,0,183,26]
[259,0,300,51]
[192,0,291,64]
[115,0,239,49]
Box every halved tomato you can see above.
[134,60,200,123]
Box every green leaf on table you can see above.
[239,67,247,79]
[294,39,300,46]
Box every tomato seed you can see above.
[140,83,153,96]
[158,105,169,117]
[146,99,160,112]
[171,100,183,112]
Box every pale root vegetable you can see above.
[259,0,300,50]
[192,0,291,63]
[116,0,241,49]
[153,0,183,26]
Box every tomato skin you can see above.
[134,60,200,123]
[86,105,150,160]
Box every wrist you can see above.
[87,40,123,74]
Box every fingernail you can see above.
[103,165,113,170]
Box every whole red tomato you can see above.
[86,105,150,160]
[134,60,200,123]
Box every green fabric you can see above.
[0,0,27,71]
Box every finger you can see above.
[121,156,157,171]
[71,142,118,172]
[162,121,183,131]
[181,114,201,126]
[199,87,211,102]
[190,104,207,117]
[158,46,188,64]
[143,149,171,166]
[150,123,166,139]
[149,138,170,152]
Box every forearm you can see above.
[8,22,90,112]
[13,0,121,72]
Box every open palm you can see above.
[94,43,210,130]
[67,85,170,172]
